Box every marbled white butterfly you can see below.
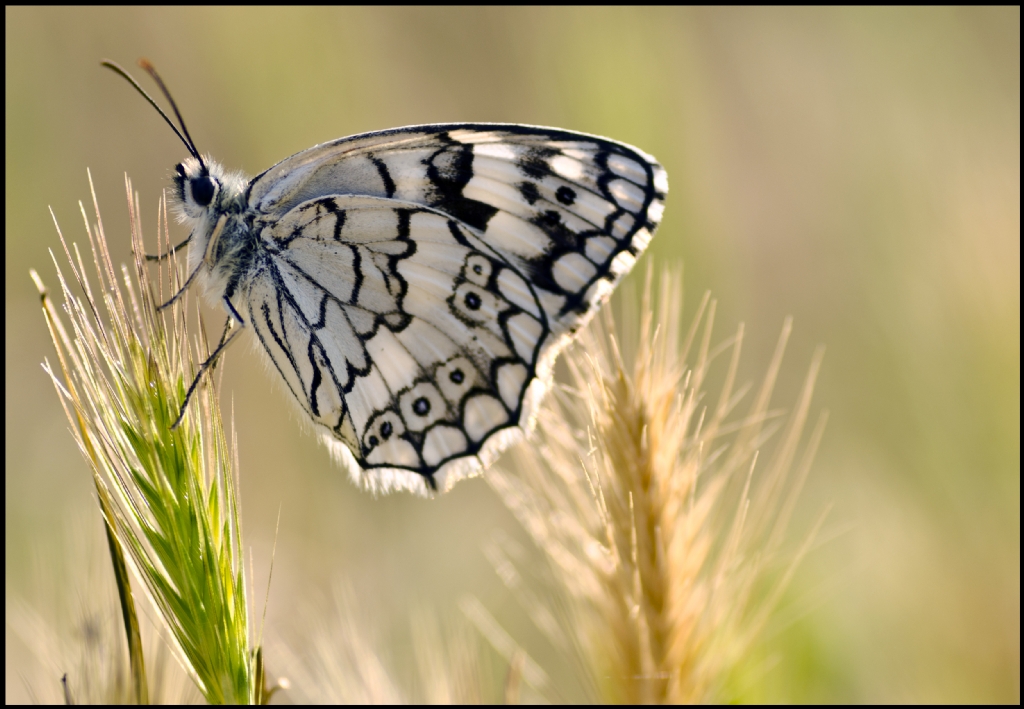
[106,60,667,495]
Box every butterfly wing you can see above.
[244,125,667,493]
[249,124,667,328]
[247,194,552,494]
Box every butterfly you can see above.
[105,60,667,495]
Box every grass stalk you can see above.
[489,266,826,703]
[31,172,258,704]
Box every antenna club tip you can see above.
[138,58,154,71]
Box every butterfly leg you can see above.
[170,314,242,429]
[144,235,192,262]
[220,293,246,327]
[156,259,203,312]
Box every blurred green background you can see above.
[6,7,1018,702]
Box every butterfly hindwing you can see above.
[246,194,551,491]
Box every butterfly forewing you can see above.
[207,124,665,494]
[250,126,666,330]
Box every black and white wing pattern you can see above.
[184,124,667,495]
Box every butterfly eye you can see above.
[190,175,216,206]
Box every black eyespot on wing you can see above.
[380,421,393,439]
[556,185,577,205]
[449,368,464,384]
[192,175,215,206]
[413,397,430,416]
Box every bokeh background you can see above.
[6,7,1018,702]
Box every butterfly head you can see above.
[173,157,219,217]
[172,157,247,223]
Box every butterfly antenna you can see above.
[100,59,205,169]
